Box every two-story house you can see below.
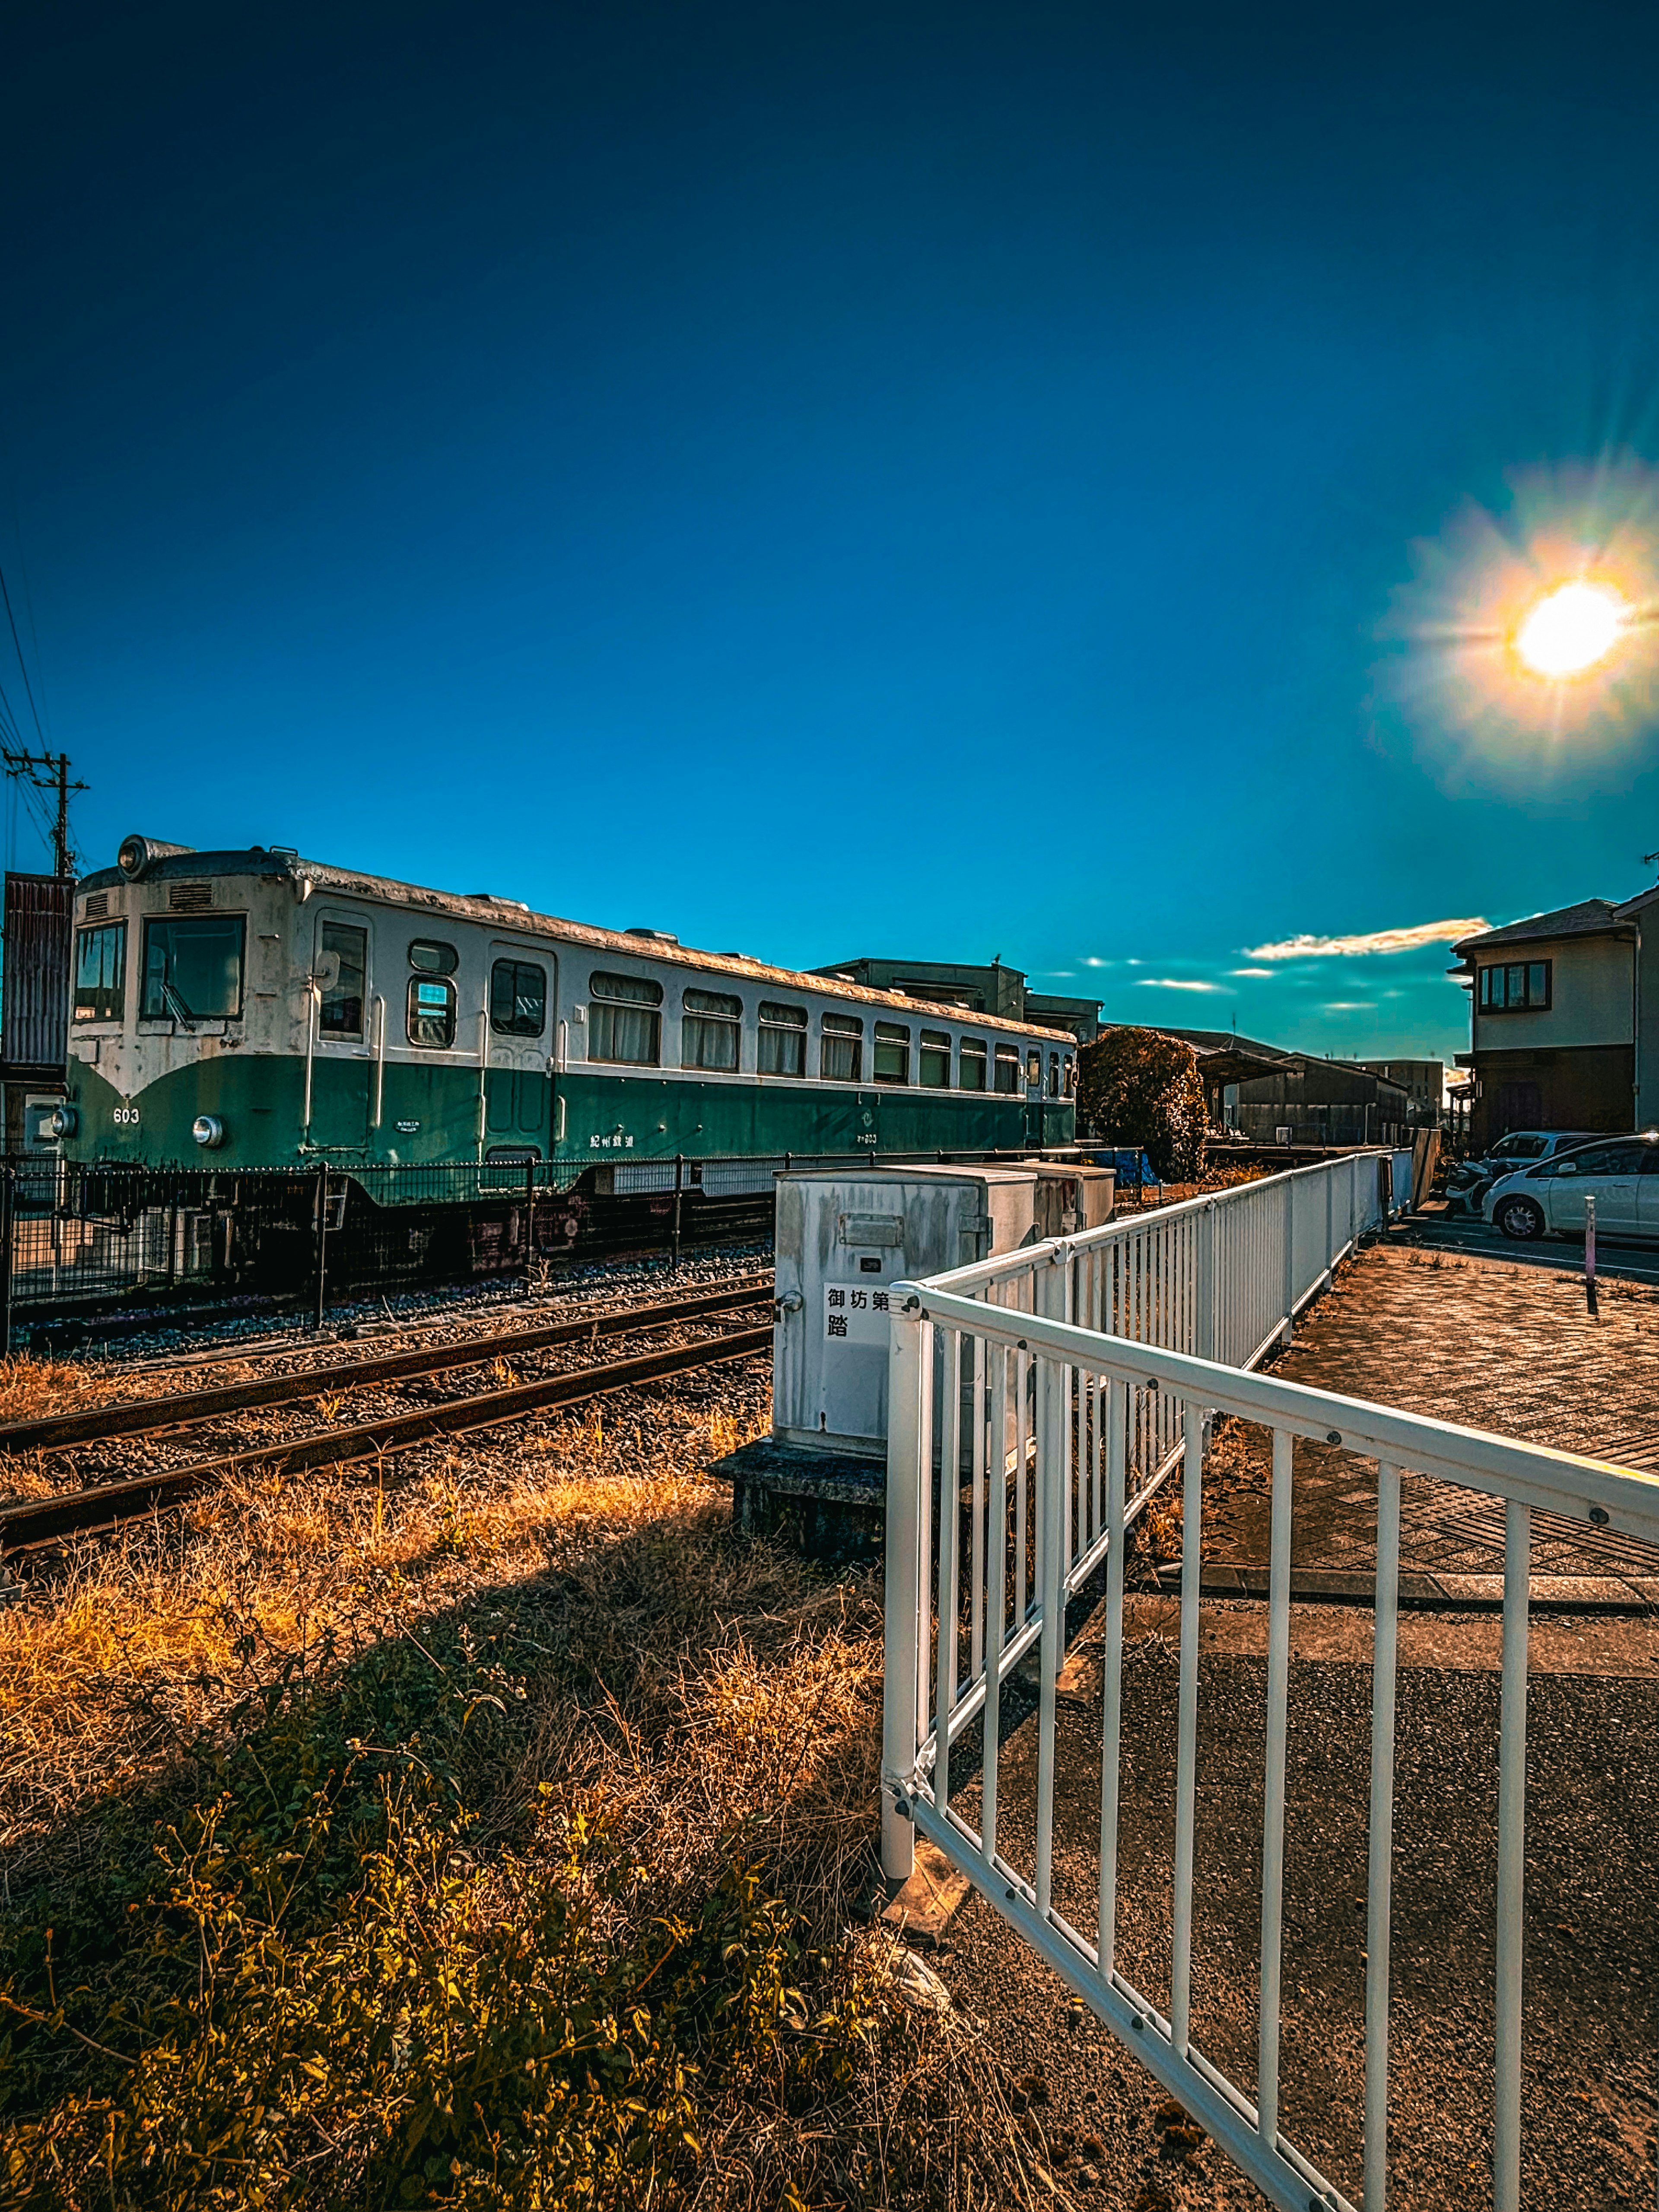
[1450,885,1659,1150]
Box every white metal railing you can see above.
[880,1156,1659,2212]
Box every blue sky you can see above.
[6,1,1659,1065]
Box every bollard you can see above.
[1584,1192,1598,1319]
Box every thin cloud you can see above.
[1244,918,1487,961]
[1135,978,1224,993]
[1322,1001,1375,1011]
[1229,967,1273,978]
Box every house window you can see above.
[318,922,367,1040]
[1478,960,1551,1012]
[141,916,245,1023]
[490,959,547,1038]
[821,1011,863,1082]
[874,1021,910,1084]
[759,1000,807,1076]
[590,970,662,1065]
[959,1037,988,1091]
[994,1046,1021,1094]
[683,987,741,1071]
[409,940,458,976]
[919,1028,951,1087]
[74,922,126,1022]
[407,976,457,1048]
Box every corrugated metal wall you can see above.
[2,872,73,1073]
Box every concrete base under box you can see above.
[707,1435,887,1566]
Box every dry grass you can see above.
[0,1361,1056,2209]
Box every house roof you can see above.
[1452,900,1631,956]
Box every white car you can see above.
[1484,1131,1659,1241]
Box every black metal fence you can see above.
[0,1144,1100,1347]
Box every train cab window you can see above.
[919,1029,951,1087]
[758,1001,807,1076]
[1027,1050,1042,1090]
[873,1022,910,1084]
[74,922,127,1023]
[682,987,741,1071]
[141,916,245,1023]
[490,959,547,1038]
[589,970,662,1065]
[407,977,457,1048]
[959,1036,988,1092]
[318,922,367,1040]
[1048,1053,1061,1099]
[994,1046,1021,1094]
[409,940,458,976]
[821,1011,863,1082]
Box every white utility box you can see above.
[771,1165,1037,1459]
[1023,1160,1116,1239]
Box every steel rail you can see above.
[0,1324,773,1553]
[0,1279,773,1455]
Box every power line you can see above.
[0,562,44,745]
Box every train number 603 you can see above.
[112,1106,140,1126]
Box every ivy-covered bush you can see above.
[1076,1027,1207,1180]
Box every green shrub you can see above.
[1077,1027,1207,1179]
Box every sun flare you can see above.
[1513,580,1628,679]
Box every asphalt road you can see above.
[1392,1208,1659,1287]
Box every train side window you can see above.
[74,922,127,1022]
[141,916,245,1023]
[590,970,662,1064]
[409,940,458,976]
[1048,1053,1061,1098]
[1064,1054,1076,1097]
[1027,1049,1042,1090]
[919,1028,951,1087]
[873,1021,910,1085]
[490,959,547,1037]
[958,1036,988,1091]
[683,987,741,1071]
[821,1011,863,1082]
[407,976,457,1048]
[318,922,367,1040]
[993,1046,1021,1094]
[758,1000,807,1076]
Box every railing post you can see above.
[1281,1172,1296,1343]
[671,1154,683,1266]
[881,1288,928,1882]
[1196,1200,1216,1362]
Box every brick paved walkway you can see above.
[1205,1244,1659,1585]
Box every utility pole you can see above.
[2,748,87,877]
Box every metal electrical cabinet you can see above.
[771,1165,1037,1458]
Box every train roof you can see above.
[79,843,1077,1045]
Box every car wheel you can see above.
[1494,1195,1545,1241]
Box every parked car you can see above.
[1484,1131,1659,1241]
[1444,1129,1599,1217]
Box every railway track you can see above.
[0,1281,775,1554]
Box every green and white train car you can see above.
[61,836,1076,1185]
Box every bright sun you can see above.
[1513,580,1628,678]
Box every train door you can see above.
[309,915,372,1148]
[484,946,554,1155]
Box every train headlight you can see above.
[44,1105,76,1138]
[192,1114,225,1149]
